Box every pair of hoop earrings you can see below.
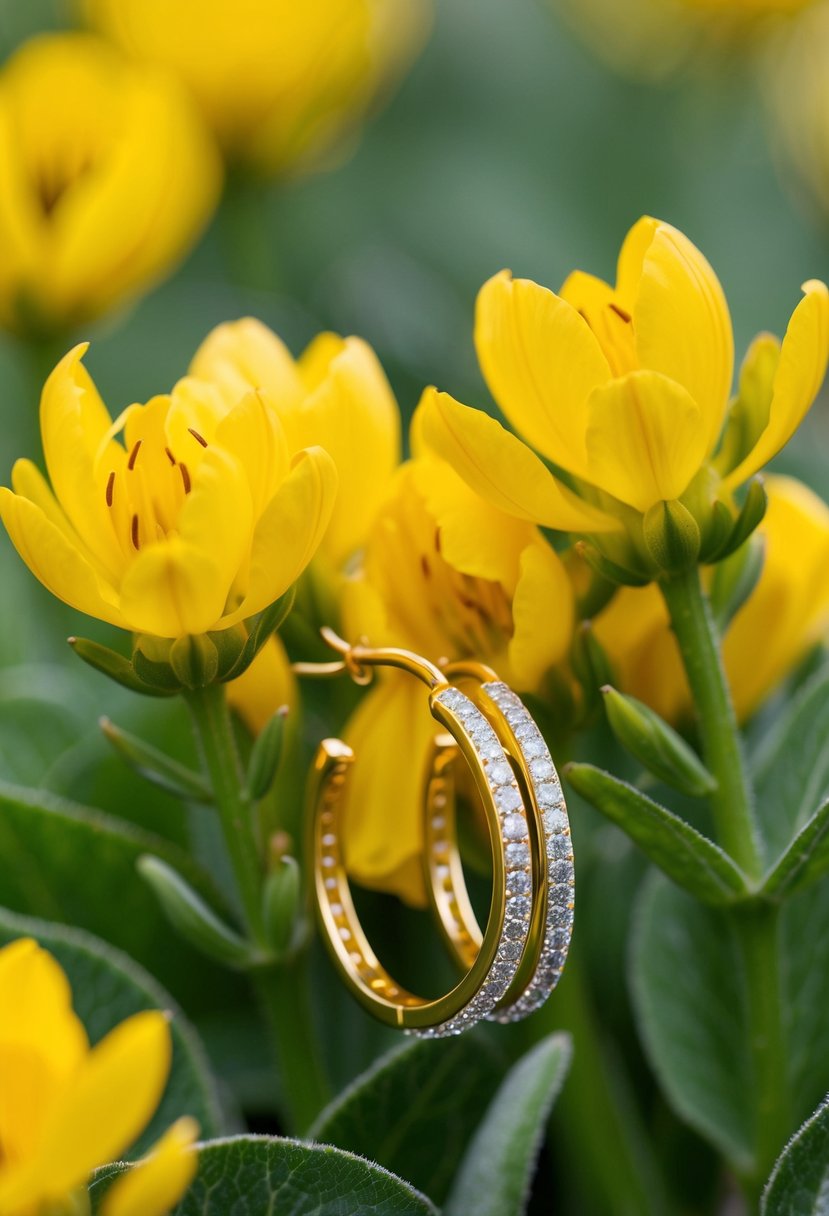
[295,629,574,1038]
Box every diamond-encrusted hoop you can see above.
[310,683,538,1038]
[482,683,574,1021]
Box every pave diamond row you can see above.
[483,682,574,1022]
[411,685,535,1038]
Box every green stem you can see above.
[531,948,670,1216]
[659,567,762,879]
[734,904,791,1196]
[185,682,331,1132]
[254,957,332,1134]
[660,567,790,1193]
[185,683,265,942]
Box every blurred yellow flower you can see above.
[82,0,432,177]
[227,632,297,736]
[594,475,829,722]
[769,2,829,222]
[0,341,337,638]
[0,937,196,1216]
[420,216,829,574]
[337,455,576,904]
[0,33,220,336]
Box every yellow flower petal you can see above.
[292,335,401,566]
[118,537,227,637]
[177,446,253,593]
[5,1011,171,1210]
[416,387,619,533]
[222,445,338,626]
[475,270,610,476]
[227,634,297,736]
[724,280,829,488]
[39,343,127,580]
[102,1117,199,1216]
[508,539,575,689]
[0,488,125,627]
[632,219,734,455]
[584,369,709,511]
[0,940,89,1166]
[214,390,291,517]
[341,676,436,906]
[189,317,304,413]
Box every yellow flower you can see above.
[594,475,829,722]
[226,633,297,736]
[336,454,576,904]
[82,0,432,177]
[769,2,829,223]
[0,937,197,1216]
[419,216,829,575]
[0,341,337,638]
[0,33,220,336]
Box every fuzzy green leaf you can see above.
[762,798,829,900]
[762,1098,829,1215]
[310,1035,505,1205]
[565,763,749,905]
[444,1034,572,1216]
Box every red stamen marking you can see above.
[131,514,140,549]
[127,440,142,470]
[179,462,191,494]
[164,446,176,465]
[188,428,208,448]
[105,471,115,507]
[420,555,431,578]
[434,528,442,555]
[609,302,632,323]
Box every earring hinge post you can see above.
[292,627,447,689]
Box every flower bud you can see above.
[245,706,289,801]
[137,854,258,969]
[169,635,220,690]
[642,499,701,576]
[262,856,303,959]
[601,685,716,797]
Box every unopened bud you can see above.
[602,685,716,797]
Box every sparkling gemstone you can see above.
[530,758,555,782]
[537,784,562,809]
[478,738,503,761]
[499,940,523,961]
[549,859,573,885]
[503,813,527,841]
[508,895,531,919]
[548,903,574,930]
[551,883,574,907]
[543,807,569,833]
[505,842,530,867]
[490,961,513,984]
[487,760,513,786]
[547,835,572,861]
[520,735,546,759]
[505,918,527,940]
[550,950,567,971]
[496,786,523,813]
[507,870,532,895]
[551,928,570,951]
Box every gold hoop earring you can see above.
[296,630,574,1035]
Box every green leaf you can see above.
[444,1033,572,1216]
[100,717,212,804]
[309,1034,505,1205]
[69,636,176,697]
[600,685,716,797]
[762,1099,829,1215]
[753,665,829,861]
[630,873,754,1172]
[565,763,749,905]
[762,798,829,900]
[0,907,223,1153]
[91,1136,439,1215]
[0,779,234,1007]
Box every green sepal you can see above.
[570,621,616,714]
[100,717,213,804]
[642,499,701,576]
[574,540,651,588]
[170,634,220,690]
[222,587,297,682]
[601,686,716,797]
[262,855,302,957]
[132,637,185,693]
[137,854,261,969]
[697,500,735,564]
[761,797,829,901]
[68,636,176,697]
[565,762,750,905]
[709,477,768,563]
[245,706,289,801]
[709,534,765,632]
[210,624,250,680]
